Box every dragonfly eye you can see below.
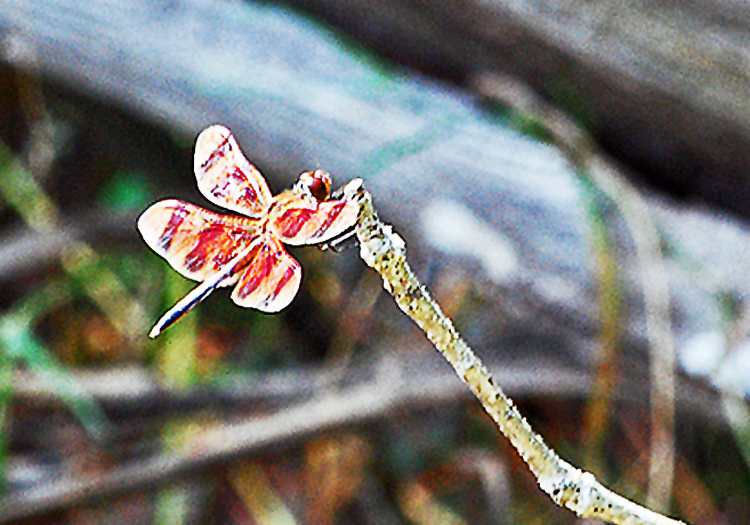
[297,170,331,202]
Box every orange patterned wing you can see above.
[231,233,302,312]
[268,192,360,246]
[194,125,273,218]
[137,199,261,284]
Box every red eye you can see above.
[300,170,331,201]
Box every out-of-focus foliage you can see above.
[0,2,748,523]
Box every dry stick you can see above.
[344,179,685,525]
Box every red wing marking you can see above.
[269,192,360,246]
[194,125,273,218]
[231,234,302,312]
[137,199,261,284]
[139,126,361,337]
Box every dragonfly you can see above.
[137,125,360,338]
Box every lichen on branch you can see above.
[343,178,685,525]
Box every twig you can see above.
[345,178,685,524]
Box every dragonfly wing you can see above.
[194,125,273,217]
[137,199,260,284]
[268,192,360,246]
[231,233,302,312]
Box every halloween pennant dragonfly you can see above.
[138,125,360,338]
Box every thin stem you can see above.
[472,71,677,513]
[345,179,684,525]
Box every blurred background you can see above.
[1,0,750,523]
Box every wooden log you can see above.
[287,0,750,218]
[0,0,748,372]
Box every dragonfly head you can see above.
[295,169,332,202]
